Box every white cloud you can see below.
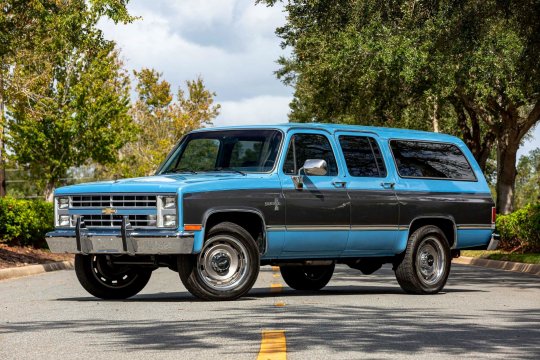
[98,0,292,127]
[213,95,292,127]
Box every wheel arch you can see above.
[202,208,268,254]
[407,216,457,249]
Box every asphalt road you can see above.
[0,263,539,360]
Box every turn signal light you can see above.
[184,224,202,231]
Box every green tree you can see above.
[514,148,540,209]
[259,0,540,213]
[99,68,220,178]
[3,0,136,201]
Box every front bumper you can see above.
[46,218,194,255]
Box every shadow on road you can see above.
[1,264,539,357]
[1,305,538,358]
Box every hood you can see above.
[54,173,251,195]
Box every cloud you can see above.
[213,95,292,127]
[98,0,292,127]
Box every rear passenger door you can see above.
[335,132,400,255]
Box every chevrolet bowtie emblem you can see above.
[102,207,117,215]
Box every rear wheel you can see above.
[280,264,335,291]
[178,222,260,301]
[74,254,152,299]
[394,225,451,294]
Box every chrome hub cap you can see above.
[211,252,231,274]
[416,237,445,286]
[197,235,249,291]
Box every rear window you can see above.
[390,140,476,181]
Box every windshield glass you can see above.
[158,129,283,174]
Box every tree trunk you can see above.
[431,97,439,133]
[496,132,520,214]
[44,180,55,202]
[0,62,6,197]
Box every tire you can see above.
[280,263,335,291]
[178,222,260,301]
[394,225,451,294]
[74,254,152,299]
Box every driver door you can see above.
[279,131,350,257]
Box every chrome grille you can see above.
[82,215,156,228]
[71,195,157,208]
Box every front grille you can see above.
[82,215,155,228]
[71,195,157,208]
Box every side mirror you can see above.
[303,159,328,176]
[292,159,328,190]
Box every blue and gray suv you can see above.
[47,123,498,300]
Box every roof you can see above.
[195,122,461,142]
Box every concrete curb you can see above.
[0,260,74,281]
[453,256,540,276]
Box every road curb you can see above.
[453,256,540,276]
[0,260,74,281]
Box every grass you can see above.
[461,250,540,265]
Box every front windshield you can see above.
[158,129,283,174]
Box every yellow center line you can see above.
[272,273,280,278]
[270,283,283,293]
[257,330,287,360]
[271,266,280,271]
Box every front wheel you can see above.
[74,254,152,299]
[178,222,260,301]
[280,264,335,291]
[394,225,451,294]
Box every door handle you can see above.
[332,181,347,188]
[380,182,395,189]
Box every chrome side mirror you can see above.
[292,159,327,190]
[303,159,328,176]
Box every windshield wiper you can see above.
[162,169,197,175]
[212,167,246,176]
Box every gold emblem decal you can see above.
[102,207,117,215]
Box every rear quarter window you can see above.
[390,140,476,181]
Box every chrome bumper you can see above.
[486,233,500,251]
[46,217,194,255]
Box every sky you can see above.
[98,0,539,159]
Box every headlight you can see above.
[58,215,71,227]
[163,215,176,227]
[162,196,176,209]
[57,197,69,209]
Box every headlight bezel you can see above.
[157,194,178,228]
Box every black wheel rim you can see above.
[91,255,140,288]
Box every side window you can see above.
[390,140,476,181]
[283,133,338,176]
[339,136,387,177]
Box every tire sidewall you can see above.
[179,222,260,300]
[409,226,451,293]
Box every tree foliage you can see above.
[259,0,540,213]
[514,147,540,209]
[1,0,136,200]
[98,68,220,179]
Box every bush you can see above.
[0,197,54,248]
[496,203,540,252]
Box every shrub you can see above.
[0,197,54,248]
[496,203,540,252]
